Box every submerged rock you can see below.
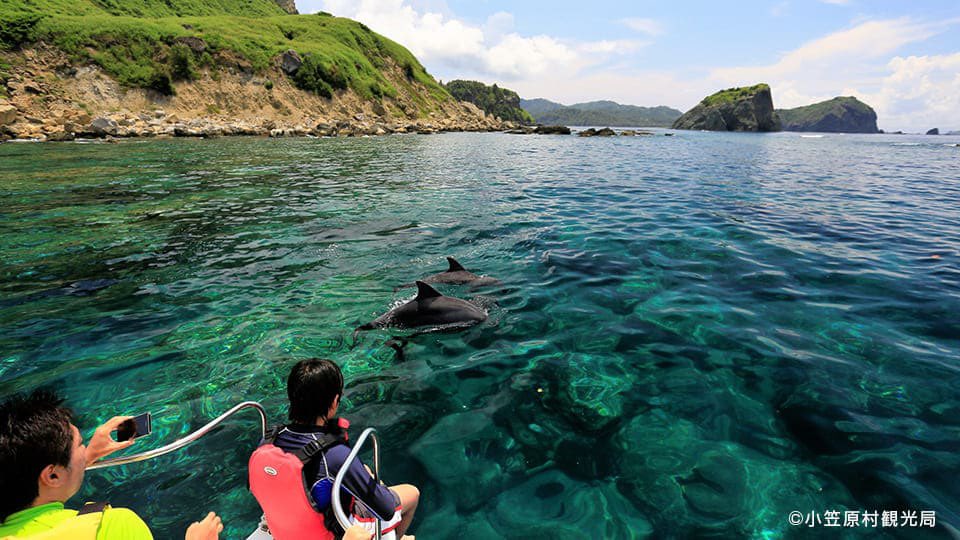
[673,84,781,132]
[492,470,654,538]
[613,410,857,536]
[556,357,629,431]
[410,410,519,511]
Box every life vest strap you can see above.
[77,502,109,516]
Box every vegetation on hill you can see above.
[701,84,771,107]
[445,80,533,124]
[776,96,878,133]
[0,0,447,104]
[520,98,681,127]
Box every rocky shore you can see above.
[0,47,513,143]
[0,106,513,142]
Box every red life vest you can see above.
[248,425,348,540]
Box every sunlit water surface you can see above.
[1,131,959,539]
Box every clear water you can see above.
[1,132,959,539]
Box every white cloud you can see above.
[707,17,960,130]
[861,53,960,131]
[312,0,648,81]
[821,0,852,5]
[620,18,664,36]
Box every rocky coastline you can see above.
[0,107,513,142]
[0,48,513,143]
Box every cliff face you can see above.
[777,97,879,133]
[673,84,781,132]
[274,0,299,14]
[0,2,507,140]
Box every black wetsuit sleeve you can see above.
[328,446,398,520]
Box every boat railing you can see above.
[332,427,382,540]
[86,401,267,470]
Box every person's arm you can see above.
[330,447,398,519]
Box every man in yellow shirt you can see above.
[0,390,221,539]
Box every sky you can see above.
[296,0,960,132]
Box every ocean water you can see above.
[1,131,959,539]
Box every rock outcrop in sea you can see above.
[777,97,879,133]
[672,84,781,132]
[926,128,940,135]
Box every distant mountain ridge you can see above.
[521,98,682,127]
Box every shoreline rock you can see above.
[0,46,512,143]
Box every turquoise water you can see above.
[1,132,959,539]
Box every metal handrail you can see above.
[87,401,267,471]
[332,427,381,540]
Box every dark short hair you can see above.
[287,359,344,425]
[0,389,74,519]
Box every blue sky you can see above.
[297,1,960,131]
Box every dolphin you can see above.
[358,281,488,332]
[396,257,500,290]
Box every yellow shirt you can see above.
[0,502,152,539]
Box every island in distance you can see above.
[671,84,881,134]
[777,97,879,133]
[672,84,781,132]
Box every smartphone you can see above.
[116,412,152,442]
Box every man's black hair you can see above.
[0,389,74,520]
[287,359,344,425]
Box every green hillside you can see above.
[0,0,448,104]
[520,98,681,127]
[445,80,533,124]
[701,84,770,107]
[0,0,286,18]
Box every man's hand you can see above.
[85,416,135,466]
[185,512,223,540]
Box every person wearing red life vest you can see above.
[249,359,419,539]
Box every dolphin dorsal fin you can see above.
[446,257,466,272]
[415,281,443,300]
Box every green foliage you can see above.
[169,43,198,80]
[0,58,10,89]
[526,99,682,127]
[146,70,175,95]
[0,0,285,18]
[0,1,449,104]
[0,13,45,49]
[701,84,770,107]
[445,79,533,124]
[264,79,273,90]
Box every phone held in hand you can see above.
[117,412,152,442]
